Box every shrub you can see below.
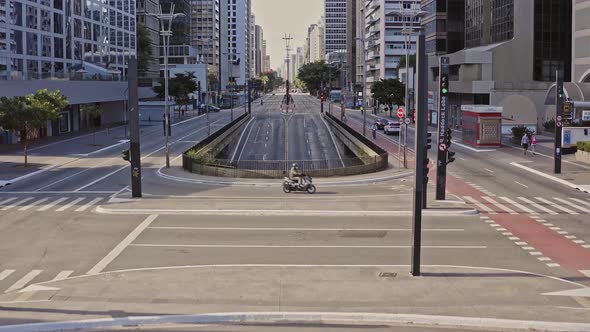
[543,119,555,132]
[578,141,590,152]
[511,126,535,140]
[186,149,198,159]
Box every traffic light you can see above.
[321,95,325,103]
[423,156,430,184]
[447,151,456,165]
[122,149,130,162]
[426,132,432,150]
[441,74,449,95]
[446,128,453,148]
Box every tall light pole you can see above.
[149,5,185,169]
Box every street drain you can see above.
[379,272,397,278]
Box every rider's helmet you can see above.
[292,163,298,168]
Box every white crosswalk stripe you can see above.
[0,197,18,207]
[37,197,69,212]
[0,270,77,293]
[55,197,86,212]
[463,196,497,214]
[553,197,590,214]
[0,269,15,281]
[535,197,579,215]
[499,197,536,215]
[50,270,74,281]
[482,196,518,215]
[18,198,50,211]
[4,270,42,293]
[517,197,558,215]
[570,198,590,208]
[74,197,103,212]
[1,197,34,211]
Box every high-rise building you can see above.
[0,0,137,142]
[573,0,590,83]
[254,25,264,76]
[250,14,256,78]
[307,19,325,63]
[159,0,190,48]
[264,55,270,72]
[137,0,161,86]
[324,0,347,55]
[220,0,251,87]
[346,0,357,96]
[190,0,221,67]
[421,0,465,56]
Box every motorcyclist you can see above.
[289,163,304,187]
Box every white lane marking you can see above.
[55,197,85,212]
[320,114,345,167]
[463,196,496,214]
[1,197,34,211]
[484,168,494,173]
[553,197,590,214]
[50,270,73,282]
[37,197,69,212]
[529,252,543,256]
[517,197,558,215]
[130,244,488,249]
[535,197,579,215]
[87,214,159,275]
[148,227,465,232]
[74,197,103,212]
[453,141,496,152]
[566,235,577,239]
[0,270,15,281]
[511,162,590,191]
[482,196,518,215]
[538,257,552,261]
[4,270,42,293]
[0,197,17,206]
[573,240,586,244]
[546,263,560,267]
[35,157,119,192]
[514,181,529,188]
[570,198,590,208]
[515,242,528,246]
[237,119,257,162]
[581,270,590,277]
[17,198,50,211]
[499,197,536,215]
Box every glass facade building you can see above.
[0,0,137,80]
[533,0,572,82]
[324,0,347,54]
[422,0,465,55]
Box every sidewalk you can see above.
[0,265,589,330]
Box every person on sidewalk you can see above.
[521,133,530,156]
[371,123,378,140]
[531,134,537,156]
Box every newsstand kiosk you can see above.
[460,105,503,148]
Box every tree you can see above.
[153,72,198,116]
[398,54,416,69]
[81,103,104,146]
[259,70,284,93]
[137,24,153,75]
[0,89,68,166]
[371,79,405,115]
[297,61,340,96]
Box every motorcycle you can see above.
[283,175,317,194]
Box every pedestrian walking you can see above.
[531,134,537,155]
[371,123,378,140]
[521,133,530,156]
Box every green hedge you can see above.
[578,141,590,152]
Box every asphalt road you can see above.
[231,94,343,166]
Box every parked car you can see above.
[384,120,401,135]
[199,104,220,113]
[374,119,389,130]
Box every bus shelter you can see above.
[461,105,503,147]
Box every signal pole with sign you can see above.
[554,72,564,174]
[436,57,450,200]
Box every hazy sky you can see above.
[251,0,323,71]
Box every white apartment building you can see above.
[190,0,221,67]
[307,19,325,63]
[220,0,250,88]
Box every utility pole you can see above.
[283,33,293,113]
[127,57,142,198]
[411,33,427,277]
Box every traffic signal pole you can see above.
[554,71,564,174]
[436,57,450,200]
[127,57,142,198]
[411,33,427,277]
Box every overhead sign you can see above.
[398,107,405,118]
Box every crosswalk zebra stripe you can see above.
[37,197,69,212]
[0,197,18,206]
[0,269,15,281]
[499,197,536,215]
[569,198,590,208]
[517,197,558,215]
[18,198,50,211]
[74,197,103,212]
[51,270,74,281]
[1,197,34,211]
[553,197,590,214]
[463,196,497,214]
[482,196,518,215]
[535,197,579,215]
[55,197,85,212]
[4,270,42,293]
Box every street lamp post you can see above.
[149,5,185,169]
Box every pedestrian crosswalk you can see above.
[463,196,590,215]
[0,196,105,213]
[0,269,75,294]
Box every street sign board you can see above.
[398,107,404,118]
[583,111,590,121]
[439,143,447,151]
[405,118,411,125]
[436,56,450,200]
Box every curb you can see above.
[95,206,478,216]
[1,312,589,332]
[157,167,413,187]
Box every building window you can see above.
[533,0,572,82]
